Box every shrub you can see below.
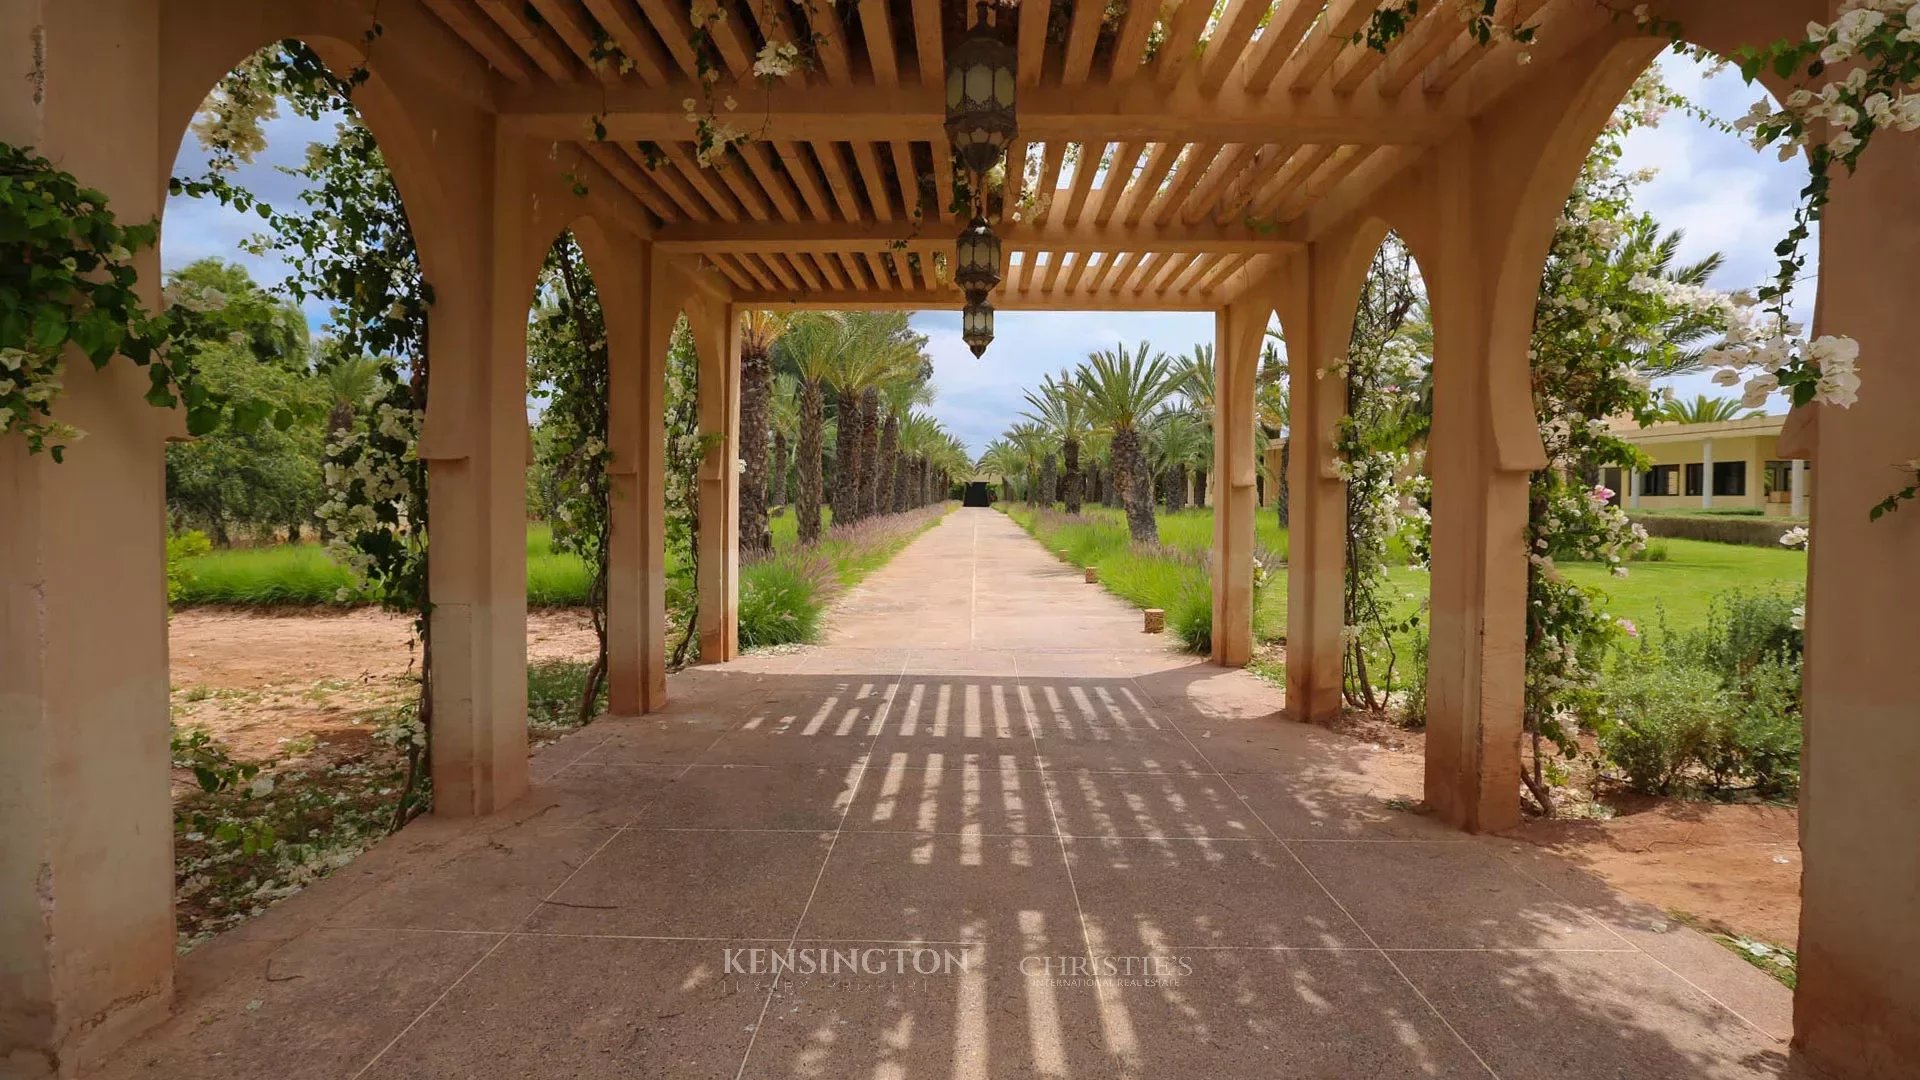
[173,543,362,606]
[1597,662,1734,795]
[738,552,831,648]
[1628,513,1803,549]
[1663,589,1803,675]
[1631,539,1671,562]
[1167,583,1212,654]
[166,530,213,604]
[1400,628,1430,728]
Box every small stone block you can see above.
[1084,567,1099,584]
[1144,608,1165,633]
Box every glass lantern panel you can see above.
[947,67,964,109]
[994,68,1016,107]
[965,63,994,104]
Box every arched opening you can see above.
[158,38,443,948]
[1463,36,1816,979]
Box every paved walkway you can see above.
[96,508,1799,1079]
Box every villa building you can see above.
[1603,414,1812,516]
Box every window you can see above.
[1713,461,1747,496]
[1643,465,1679,496]
[1685,463,1704,497]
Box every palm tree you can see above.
[1658,393,1757,424]
[879,375,934,515]
[978,438,1021,503]
[1004,422,1053,506]
[1149,409,1205,513]
[827,312,920,526]
[781,312,851,544]
[1078,341,1178,542]
[1021,370,1091,513]
[1257,328,1291,525]
[1614,218,1729,377]
[899,411,946,508]
[768,373,800,512]
[737,310,790,560]
[1176,343,1217,505]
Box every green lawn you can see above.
[1001,505,1806,651]
[175,503,867,609]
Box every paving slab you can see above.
[92,508,1797,1080]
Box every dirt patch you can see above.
[168,608,599,768]
[1508,799,1801,948]
[1272,681,1802,954]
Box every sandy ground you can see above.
[167,607,1801,950]
[168,609,600,767]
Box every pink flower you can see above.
[1590,485,1615,504]
[1617,618,1639,638]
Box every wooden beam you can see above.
[421,0,534,84]
[736,287,1218,311]
[1152,0,1214,89]
[859,0,900,85]
[475,0,575,82]
[912,0,945,89]
[578,0,671,86]
[527,0,621,85]
[1196,0,1271,94]
[1108,0,1161,82]
[1116,142,1180,226]
[1087,142,1142,228]
[1060,141,1106,226]
[651,217,1301,254]
[496,71,1465,145]
[773,141,834,220]
[1244,0,1334,93]
[1061,0,1105,86]
[1018,0,1050,88]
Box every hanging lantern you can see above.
[944,1,1018,181]
[962,293,995,358]
[954,215,1002,296]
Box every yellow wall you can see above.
[1617,432,1810,514]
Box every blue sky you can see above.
[164,55,1807,459]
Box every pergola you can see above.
[4,1,1916,1077]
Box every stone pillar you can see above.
[1790,118,1920,1079]
[1283,254,1346,724]
[1790,458,1806,517]
[1210,297,1262,667]
[417,134,533,816]
[692,298,741,663]
[0,5,176,1074]
[1627,467,1639,509]
[597,232,669,715]
[1422,133,1538,834]
[1700,437,1714,509]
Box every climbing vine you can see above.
[528,235,612,721]
[1362,0,1918,518]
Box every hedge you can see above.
[1628,513,1802,549]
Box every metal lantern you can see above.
[944,1,1018,180]
[954,215,1001,295]
[961,293,995,357]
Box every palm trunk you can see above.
[1193,467,1208,509]
[877,410,901,518]
[834,387,862,527]
[1113,429,1158,543]
[1039,453,1057,510]
[799,378,825,544]
[1276,438,1290,528]
[739,343,774,561]
[1062,437,1082,513]
[769,430,790,509]
[1166,462,1188,513]
[859,388,883,518]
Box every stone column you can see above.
[692,298,741,663]
[1790,458,1806,517]
[597,232,669,715]
[1210,297,1262,667]
[1790,112,1920,1078]
[1282,253,1347,724]
[1627,467,1639,509]
[1422,133,1539,834]
[0,5,176,1072]
[1701,437,1714,509]
[416,133,536,817]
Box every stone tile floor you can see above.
[92,510,1802,1079]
